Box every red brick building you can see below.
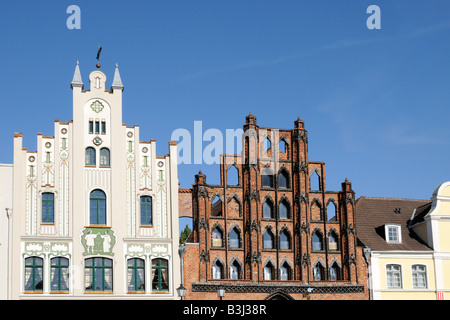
[179,114,368,300]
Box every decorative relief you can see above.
[80,227,117,256]
[23,241,71,258]
[90,100,104,113]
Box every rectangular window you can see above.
[412,265,427,289]
[95,120,100,134]
[85,258,113,292]
[385,225,401,243]
[101,121,106,134]
[50,257,69,292]
[42,193,55,223]
[386,264,402,288]
[89,120,94,134]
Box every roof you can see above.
[355,196,432,252]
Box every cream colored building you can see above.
[8,62,181,299]
[356,182,450,300]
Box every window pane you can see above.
[85,148,96,166]
[262,174,273,187]
[42,193,54,223]
[312,233,322,250]
[263,201,273,218]
[279,201,289,219]
[278,171,287,188]
[140,196,152,225]
[24,257,43,292]
[100,148,110,166]
[152,259,169,291]
[280,232,289,249]
[263,231,273,249]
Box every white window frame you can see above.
[385,224,402,244]
[386,264,403,289]
[411,264,428,289]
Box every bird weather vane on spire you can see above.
[96,46,102,68]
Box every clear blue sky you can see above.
[1,0,450,209]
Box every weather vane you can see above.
[96,46,102,68]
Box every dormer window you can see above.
[385,224,401,244]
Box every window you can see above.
[262,199,274,219]
[280,230,290,249]
[280,262,291,280]
[327,201,337,221]
[312,231,323,251]
[50,257,69,292]
[328,231,338,251]
[101,120,106,134]
[24,257,43,292]
[100,148,110,167]
[227,165,239,185]
[212,227,223,247]
[95,120,100,134]
[386,264,402,288]
[263,262,275,280]
[140,196,153,225]
[85,257,113,292]
[330,262,340,281]
[412,265,427,289]
[42,192,55,223]
[279,140,286,154]
[152,258,169,291]
[263,229,274,249]
[261,168,273,188]
[278,170,288,188]
[279,200,290,219]
[230,260,241,280]
[310,171,320,191]
[85,147,96,166]
[89,120,94,134]
[229,227,240,248]
[211,196,222,217]
[212,260,223,280]
[313,263,325,281]
[263,137,271,153]
[128,258,145,292]
[90,189,106,225]
[385,225,401,243]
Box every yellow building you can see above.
[356,182,450,300]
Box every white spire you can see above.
[111,63,124,91]
[71,60,84,89]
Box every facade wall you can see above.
[183,114,368,300]
[10,65,180,299]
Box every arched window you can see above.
[279,199,290,219]
[140,196,152,225]
[279,140,286,154]
[212,260,223,280]
[263,137,271,153]
[261,167,273,188]
[263,261,275,280]
[327,201,337,221]
[230,260,241,280]
[328,231,339,251]
[42,192,55,223]
[90,189,106,225]
[212,227,223,247]
[312,231,323,251]
[50,257,69,292]
[262,199,274,219]
[313,262,325,281]
[227,165,239,185]
[310,170,320,191]
[330,262,341,281]
[211,196,222,217]
[152,258,169,291]
[229,227,240,248]
[280,262,291,280]
[85,257,113,292]
[100,148,110,167]
[128,258,145,292]
[263,229,274,249]
[24,256,43,292]
[85,147,96,166]
[278,170,288,188]
[280,230,290,249]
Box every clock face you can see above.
[93,136,103,146]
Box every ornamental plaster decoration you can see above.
[80,227,117,256]
[90,100,105,113]
[23,241,71,258]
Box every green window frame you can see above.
[42,192,54,223]
[140,196,153,226]
[151,258,169,292]
[84,257,113,292]
[50,257,69,292]
[24,256,43,292]
[127,258,145,292]
[90,189,106,225]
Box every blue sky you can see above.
[1,0,450,216]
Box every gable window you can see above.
[212,260,223,280]
[100,148,110,167]
[84,257,113,292]
[24,257,43,292]
[261,168,274,188]
[280,262,291,280]
[279,199,290,219]
[313,262,325,281]
[211,196,222,217]
[262,199,274,219]
[278,170,288,188]
[128,258,145,292]
[50,257,69,292]
[386,264,402,288]
[280,230,290,249]
[152,258,169,291]
[330,262,341,281]
[229,227,240,248]
[263,229,274,249]
[263,261,275,280]
[312,231,323,251]
[85,147,96,166]
[90,189,106,225]
[42,192,55,223]
[140,196,153,226]
[212,227,223,247]
[230,260,241,280]
[412,265,427,289]
[385,224,402,244]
